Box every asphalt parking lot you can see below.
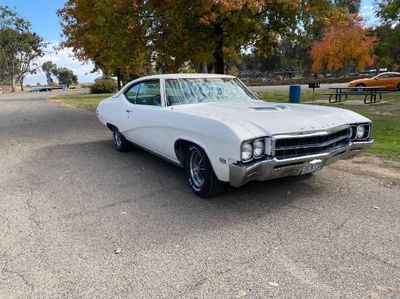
[0,92,399,298]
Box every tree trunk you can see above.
[213,23,224,74]
[115,68,122,90]
[11,61,16,92]
[11,76,16,92]
[207,63,214,73]
[20,78,24,91]
[202,63,208,73]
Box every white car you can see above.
[97,74,373,197]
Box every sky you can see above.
[1,0,101,85]
[1,0,380,85]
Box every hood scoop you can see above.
[249,105,288,111]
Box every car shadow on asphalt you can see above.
[26,139,326,215]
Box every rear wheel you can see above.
[185,145,224,198]
[397,83,400,91]
[113,126,130,152]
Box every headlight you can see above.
[350,124,370,140]
[241,142,253,161]
[356,125,366,139]
[253,139,265,158]
[356,124,370,139]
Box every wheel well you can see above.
[174,140,193,166]
[175,139,223,182]
[106,123,114,131]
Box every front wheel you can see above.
[397,83,400,91]
[355,83,366,92]
[185,145,225,198]
[113,126,130,152]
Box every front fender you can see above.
[161,111,248,182]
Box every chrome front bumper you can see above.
[229,140,373,187]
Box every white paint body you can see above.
[96,74,371,182]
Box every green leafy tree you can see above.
[0,6,45,91]
[377,0,400,22]
[373,24,400,71]
[375,0,400,71]
[53,67,78,87]
[42,61,56,84]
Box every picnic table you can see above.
[324,86,388,104]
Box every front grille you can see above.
[274,127,351,160]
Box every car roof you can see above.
[136,73,236,80]
[378,72,400,75]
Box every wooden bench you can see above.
[324,87,389,104]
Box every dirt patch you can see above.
[329,155,400,185]
[48,97,78,109]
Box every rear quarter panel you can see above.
[97,96,120,127]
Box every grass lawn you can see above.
[51,89,400,162]
[258,90,400,162]
[50,93,113,111]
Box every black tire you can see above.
[112,126,130,152]
[185,145,225,198]
[397,83,400,91]
[355,83,366,92]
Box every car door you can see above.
[374,73,392,88]
[388,73,400,90]
[118,79,166,154]
[395,74,400,90]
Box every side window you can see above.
[377,74,389,79]
[125,84,140,104]
[136,80,161,106]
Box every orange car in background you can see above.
[348,72,400,90]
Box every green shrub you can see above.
[90,78,117,94]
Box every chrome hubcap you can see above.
[189,149,205,188]
[356,85,364,92]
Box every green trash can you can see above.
[289,85,301,103]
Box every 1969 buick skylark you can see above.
[97,74,373,197]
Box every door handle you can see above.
[126,109,133,113]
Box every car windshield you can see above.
[165,78,258,106]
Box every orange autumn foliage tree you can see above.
[59,0,336,81]
[311,18,375,74]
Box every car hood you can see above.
[171,100,370,137]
